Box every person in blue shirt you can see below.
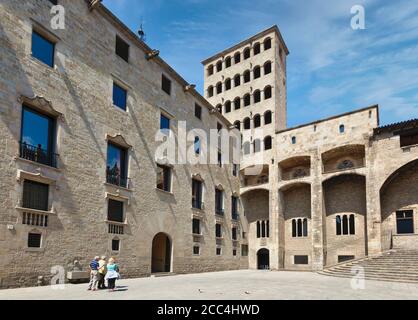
[87,256,100,291]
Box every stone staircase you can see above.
[319,250,418,284]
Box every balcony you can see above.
[108,222,124,235]
[106,169,130,189]
[20,142,58,168]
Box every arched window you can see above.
[264,86,272,99]
[207,65,214,76]
[349,214,355,235]
[264,111,272,125]
[243,141,251,155]
[244,94,251,107]
[244,47,251,60]
[243,117,251,130]
[234,121,241,131]
[216,104,222,114]
[216,60,222,72]
[264,136,272,150]
[342,215,349,235]
[208,86,214,98]
[261,221,266,237]
[254,66,261,79]
[253,139,261,153]
[291,136,297,144]
[254,90,261,103]
[234,97,241,110]
[234,74,241,87]
[292,219,297,237]
[225,56,232,68]
[254,42,261,55]
[234,52,241,64]
[303,218,308,237]
[292,218,308,238]
[264,61,272,75]
[244,70,251,83]
[194,136,201,154]
[336,214,356,236]
[225,101,231,113]
[339,124,345,134]
[254,114,261,128]
[216,82,222,94]
[257,221,261,238]
[225,78,231,91]
[264,38,272,50]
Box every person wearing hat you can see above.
[97,256,108,290]
[87,256,100,291]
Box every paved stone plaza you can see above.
[0,271,417,300]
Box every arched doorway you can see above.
[257,249,270,270]
[152,233,172,273]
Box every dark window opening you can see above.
[193,246,200,255]
[215,188,224,215]
[264,86,272,99]
[28,233,42,248]
[234,52,241,64]
[208,86,214,97]
[225,79,231,91]
[264,38,272,50]
[244,118,251,130]
[254,115,261,128]
[254,43,261,55]
[23,180,49,211]
[244,71,251,83]
[400,132,418,148]
[225,57,232,68]
[232,196,239,220]
[232,227,238,241]
[264,111,272,125]
[338,255,355,263]
[108,199,124,223]
[234,75,241,87]
[254,91,261,103]
[234,98,241,110]
[112,239,120,251]
[162,74,172,95]
[396,210,414,234]
[192,179,203,209]
[195,104,202,120]
[115,35,129,62]
[264,136,272,150]
[207,65,214,76]
[216,61,222,72]
[216,247,222,256]
[254,66,261,79]
[225,101,232,113]
[192,218,201,235]
[264,62,272,75]
[216,82,223,94]
[244,48,251,60]
[294,255,309,265]
[216,224,222,238]
[244,94,251,107]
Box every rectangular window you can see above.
[400,131,418,148]
[28,233,42,248]
[215,223,222,238]
[156,165,172,192]
[106,143,128,188]
[241,245,249,257]
[160,114,170,131]
[195,104,202,120]
[20,106,57,167]
[23,180,49,211]
[193,246,200,255]
[192,218,201,235]
[336,216,342,236]
[162,74,171,95]
[112,239,120,251]
[338,255,355,263]
[31,30,55,67]
[115,35,129,62]
[217,150,223,167]
[233,249,237,256]
[108,199,124,223]
[232,227,238,241]
[216,247,222,256]
[215,188,224,215]
[192,179,203,209]
[294,256,309,265]
[232,196,239,220]
[113,83,127,111]
[396,210,414,234]
[233,164,239,177]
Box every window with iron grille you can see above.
[23,180,49,211]
[108,199,124,223]
[28,233,42,248]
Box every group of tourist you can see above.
[87,256,121,292]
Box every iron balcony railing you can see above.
[20,142,58,168]
[106,170,130,189]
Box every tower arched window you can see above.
[225,101,231,113]
[254,66,261,79]
[207,65,214,76]
[234,121,241,131]
[244,70,251,83]
[264,86,272,99]
[208,86,214,98]
[254,114,261,128]
[234,97,241,110]
[225,56,232,68]
[264,38,272,50]
[243,117,251,130]
[244,47,251,60]
[264,61,272,75]
[244,94,251,107]
[254,90,261,103]
[292,218,308,237]
[216,82,222,94]
[216,60,222,72]
[336,215,355,235]
[254,42,261,55]
[225,78,231,91]
[264,136,272,150]
[264,111,272,125]
[234,74,241,87]
[234,52,241,64]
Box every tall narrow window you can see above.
[113,83,127,111]
[264,38,272,50]
[192,179,203,210]
[234,98,241,110]
[23,180,49,211]
[192,218,201,235]
[157,165,172,192]
[254,66,261,79]
[342,215,349,235]
[108,199,124,223]
[215,188,224,215]
[244,94,251,107]
[234,74,241,87]
[195,104,202,120]
[233,164,239,177]
[264,61,272,75]
[216,61,222,72]
[225,101,232,113]
[20,106,57,167]
[254,42,261,55]
[207,65,214,76]
[107,143,128,188]
[234,52,241,64]
[112,239,120,251]
[216,82,223,94]
[225,78,232,91]
[349,215,355,235]
[160,114,170,132]
[115,35,129,62]
[217,150,223,167]
[264,136,272,150]
[162,74,172,95]
[194,136,201,155]
[31,30,55,67]
[303,218,308,237]
[254,114,261,128]
[254,90,261,103]
[244,48,251,59]
[225,56,232,68]
[264,86,272,99]
[232,196,239,220]
[292,219,297,238]
[216,223,222,238]
[244,70,251,83]
[257,221,261,238]
[232,227,238,241]
[339,124,345,134]
[336,215,342,235]
[244,118,251,130]
[264,111,272,125]
[208,86,214,97]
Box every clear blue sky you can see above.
[103,0,418,127]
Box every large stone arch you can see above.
[380,158,418,250]
[323,174,367,266]
[279,182,312,270]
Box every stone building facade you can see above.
[0,0,417,289]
